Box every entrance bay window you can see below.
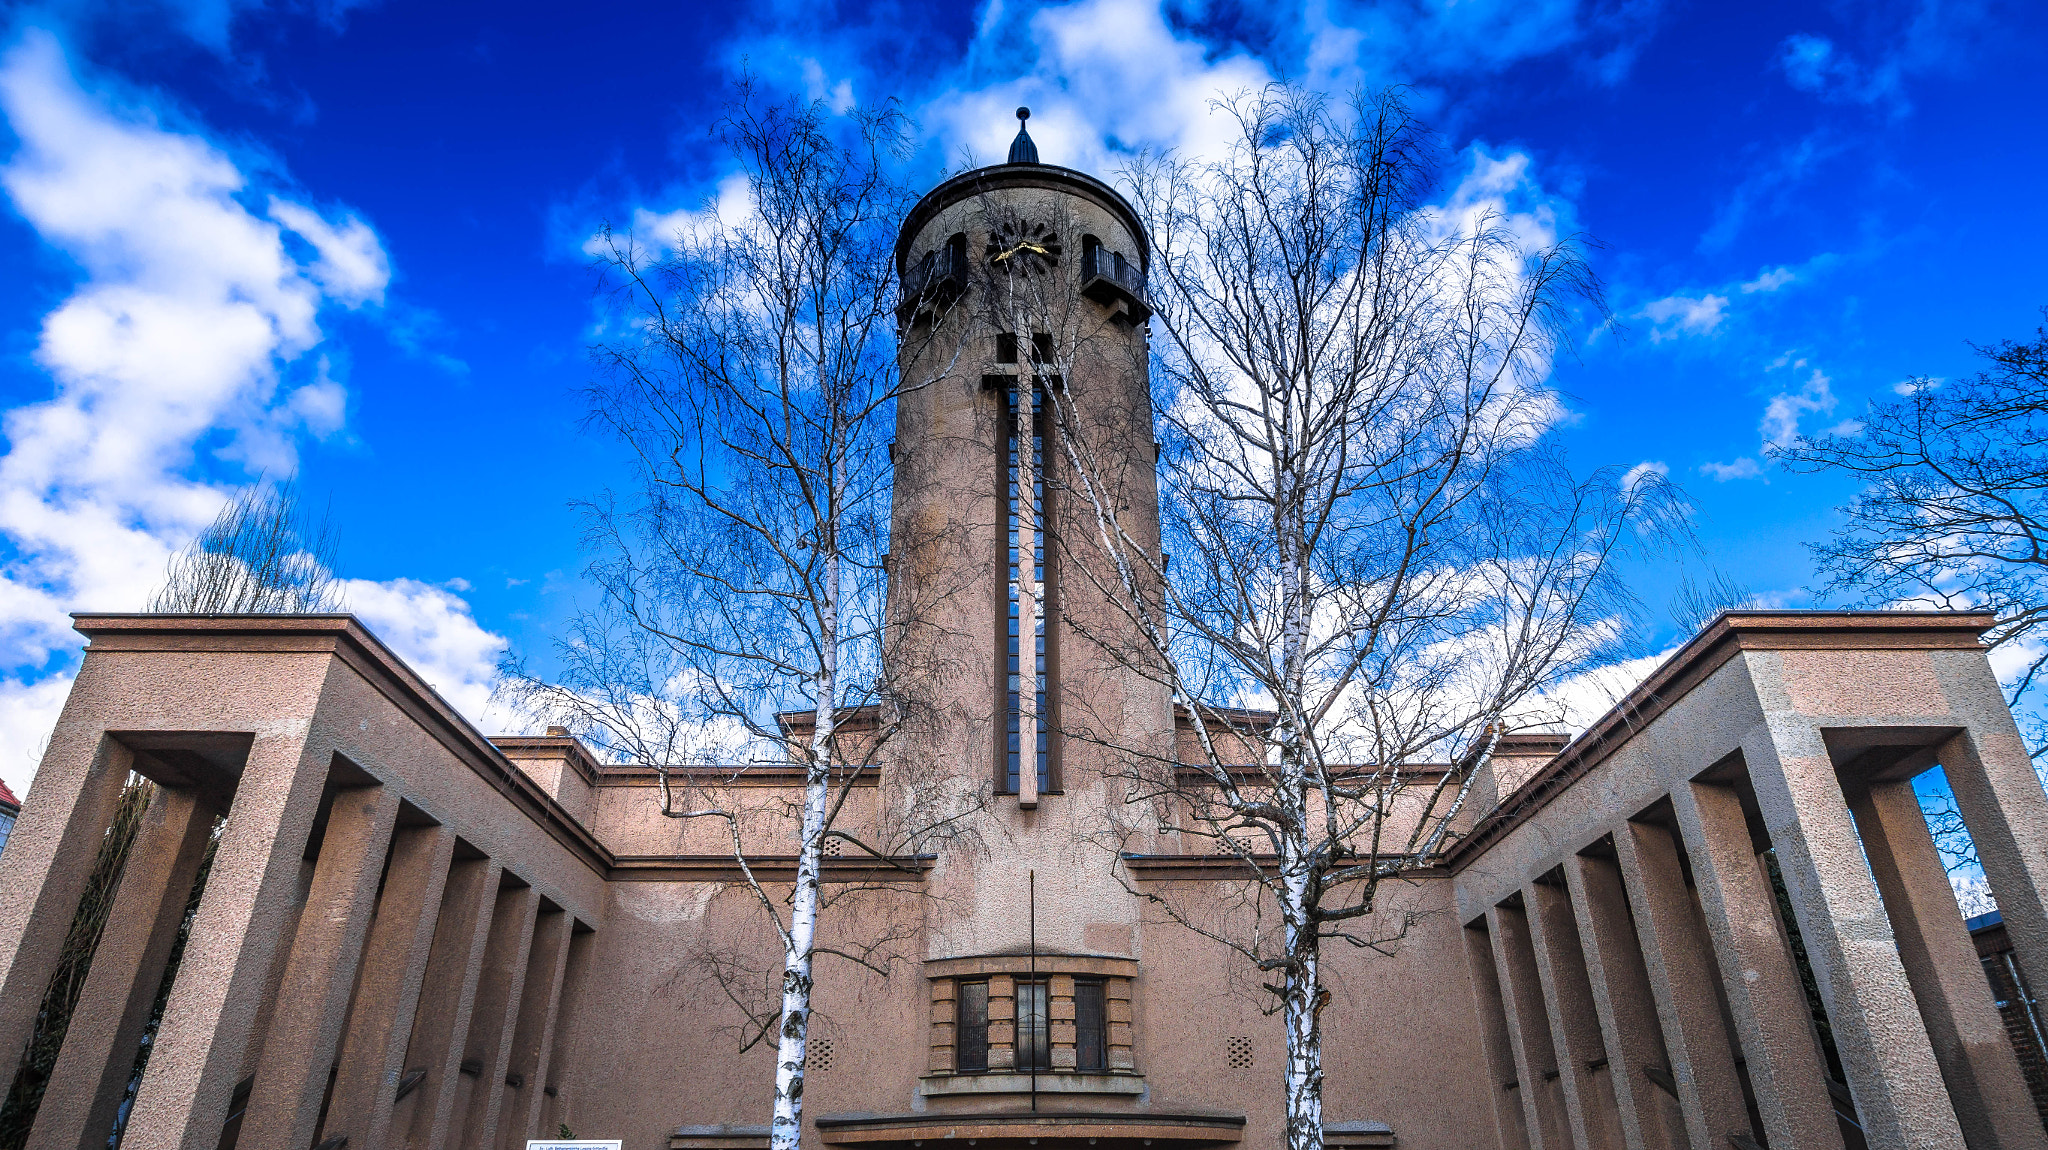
[927,958,1136,1086]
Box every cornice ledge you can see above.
[1444,609,1996,873]
[71,612,614,877]
[609,853,935,883]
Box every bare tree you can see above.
[1776,309,2048,754]
[147,479,341,613]
[1018,86,1677,1150]
[1668,567,1760,636]
[503,86,975,1150]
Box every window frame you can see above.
[956,979,990,1072]
[1073,977,1107,1072]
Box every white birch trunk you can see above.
[1276,462,1324,1150]
[1281,893,1324,1150]
[770,545,837,1150]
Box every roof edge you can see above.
[895,163,1149,274]
[71,612,615,875]
[1446,609,1996,871]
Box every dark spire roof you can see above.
[1007,107,1038,165]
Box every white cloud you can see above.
[927,0,1274,173]
[588,171,754,260]
[1636,263,1801,345]
[1741,266,1795,293]
[341,577,509,726]
[1639,292,1727,342]
[1621,460,1669,492]
[1518,646,1673,734]
[268,198,390,307]
[1778,32,1905,110]
[1761,365,1835,449]
[0,672,74,796]
[1694,358,1840,484]
[799,59,855,114]
[1699,457,1764,482]
[0,29,355,662]
[0,31,507,794]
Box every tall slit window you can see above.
[1015,979,1050,1071]
[1075,979,1106,1071]
[1003,377,1052,794]
[957,981,989,1071]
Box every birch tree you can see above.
[148,479,341,613]
[505,88,972,1150]
[1028,86,1679,1150]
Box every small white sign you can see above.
[527,1142,621,1150]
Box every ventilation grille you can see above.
[808,1037,835,1071]
[823,836,844,857]
[1226,1036,1253,1068]
[1214,836,1257,856]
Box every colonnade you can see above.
[1464,723,2048,1150]
[0,616,603,1150]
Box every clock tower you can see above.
[886,113,1170,1023]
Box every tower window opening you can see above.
[1003,376,1054,795]
[997,332,1019,364]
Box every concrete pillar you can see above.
[504,906,573,1147]
[537,926,595,1139]
[1670,776,1848,1150]
[25,785,216,1150]
[1848,777,2047,1149]
[1734,721,1968,1150]
[1940,726,2048,1038]
[401,856,503,1150]
[0,734,140,1072]
[1489,902,1571,1150]
[1612,818,1752,1147]
[323,823,457,1150]
[1464,921,1534,1150]
[1525,879,1622,1150]
[238,782,402,1149]
[122,732,336,1150]
[1562,851,1683,1150]
[451,883,540,1150]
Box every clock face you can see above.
[986,220,1062,273]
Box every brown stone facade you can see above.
[1,157,2047,1150]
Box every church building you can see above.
[2,124,2047,1150]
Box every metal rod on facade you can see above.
[1029,868,1038,1113]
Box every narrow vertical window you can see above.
[1016,979,1050,1071]
[1002,376,1052,795]
[957,981,989,1071]
[1074,979,1106,1071]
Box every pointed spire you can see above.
[1007,107,1039,165]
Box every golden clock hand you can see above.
[992,240,1051,263]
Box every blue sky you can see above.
[0,0,2040,794]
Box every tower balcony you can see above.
[1079,241,1150,325]
[897,233,967,324]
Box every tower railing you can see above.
[1080,241,1150,324]
[898,233,967,322]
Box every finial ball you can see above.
[1017,106,1030,122]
